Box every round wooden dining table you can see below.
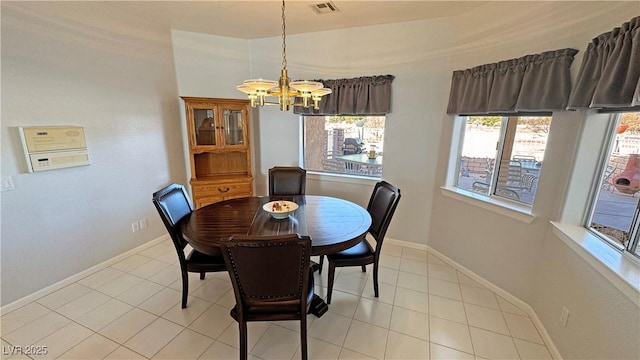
[181,195,372,317]
[181,195,372,258]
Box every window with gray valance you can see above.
[294,75,394,115]
[447,48,578,115]
[567,16,639,111]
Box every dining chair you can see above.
[495,186,521,201]
[220,234,313,360]
[601,165,616,192]
[512,155,537,164]
[152,183,227,308]
[520,173,538,192]
[505,160,524,189]
[472,181,490,195]
[269,166,306,196]
[320,180,401,304]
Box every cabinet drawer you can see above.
[193,182,251,196]
[195,192,251,209]
[195,195,225,209]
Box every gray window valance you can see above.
[447,48,578,115]
[294,75,394,115]
[567,16,640,111]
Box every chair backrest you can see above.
[513,155,536,164]
[472,181,490,195]
[366,181,401,252]
[343,138,364,154]
[269,166,307,196]
[495,187,520,200]
[152,183,193,251]
[507,161,523,184]
[221,234,311,312]
[520,173,538,192]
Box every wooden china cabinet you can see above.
[181,97,253,209]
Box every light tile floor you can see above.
[1,239,554,359]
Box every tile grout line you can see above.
[2,241,555,360]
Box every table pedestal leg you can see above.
[310,260,321,273]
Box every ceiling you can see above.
[11,1,488,40]
[159,1,488,39]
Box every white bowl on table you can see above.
[263,200,299,219]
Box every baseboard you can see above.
[386,238,563,360]
[386,237,429,251]
[0,235,169,316]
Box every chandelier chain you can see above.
[281,0,287,70]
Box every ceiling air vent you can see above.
[310,1,340,15]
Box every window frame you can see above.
[451,114,551,208]
[442,116,536,223]
[585,112,640,259]
[300,115,386,179]
[552,112,640,305]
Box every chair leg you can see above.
[326,262,337,305]
[300,314,308,360]
[373,261,379,298]
[361,265,366,272]
[200,272,205,280]
[239,321,248,360]
[181,270,189,309]
[318,255,324,274]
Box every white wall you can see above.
[170,30,253,189]
[171,30,251,99]
[533,229,640,359]
[1,3,185,305]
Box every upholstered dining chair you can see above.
[152,183,227,308]
[320,180,401,304]
[220,234,313,360]
[269,166,307,196]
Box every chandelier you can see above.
[236,0,331,111]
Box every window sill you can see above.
[440,186,535,224]
[307,171,380,185]
[551,222,640,305]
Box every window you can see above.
[455,115,552,206]
[588,112,640,258]
[303,116,385,178]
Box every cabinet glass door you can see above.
[194,108,216,146]
[223,109,245,145]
